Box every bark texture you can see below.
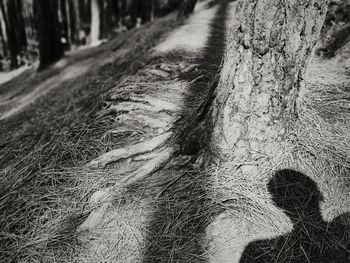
[210,0,329,160]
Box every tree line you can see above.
[0,0,197,71]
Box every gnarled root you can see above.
[87,132,172,168]
[119,146,175,185]
[100,94,180,117]
[78,146,175,231]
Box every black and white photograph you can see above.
[0,0,349,262]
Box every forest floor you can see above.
[1,1,350,263]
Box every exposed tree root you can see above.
[79,146,175,231]
[137,95,180,111]
[102,94,180,115]
[87,132,172,168]
[119,146,175,185]
[78,202,111,231]
[79,60,202,233]
[115,113,172,130]
[146,69,171,78]
[103,101,159,114]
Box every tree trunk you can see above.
[100,0,113,39]
[0,2,7,58]
[69,0,81,45]
[209,0,329,162]
[35,0,64,70]
[59,0,71,48]
[0,0,27,69]
[129,0,139,28]
[78,0,90,45]
[150,0,155,22]
[22,0,35,47]
[177,0,197,20]
[89,0,100,44]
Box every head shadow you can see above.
[267,169,324,225]
[239,169,350,262]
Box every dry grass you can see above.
[2,1,349,262]
[205,56,350,262]
[0,13,180,262]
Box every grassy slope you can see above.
[0,13,180,262]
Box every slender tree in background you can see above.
[100,0,114,39]
[78,0,91,44]
[0,0,27,69]
[89,0,100,44]
[177,0,197,20]
[35,0,63,70]
[116,0,126,26]
[59,0,71,48]
[59,0,81,48]
[0,0,187,71]
[0,5,8,58]
[69,0,81,46]
[208,0,329,162]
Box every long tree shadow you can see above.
[143,2,230,262]
[240,169,350,263]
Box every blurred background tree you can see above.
[0,0,192,71]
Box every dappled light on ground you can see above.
[0,64,33,85]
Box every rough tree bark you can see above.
[208,0,329,163]
[35,0,64,70]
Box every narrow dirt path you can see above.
[0,48,115,121]
[0,60,91,120]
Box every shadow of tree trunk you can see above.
[143,2,230,262]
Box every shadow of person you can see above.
[239,169,350,263]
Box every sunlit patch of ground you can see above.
[0,64,33,85]
[0,45,118,121]
[154,1,218,54]
[0,60,91,120]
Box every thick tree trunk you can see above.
[35,0,64,70]
[209,0,329,161]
